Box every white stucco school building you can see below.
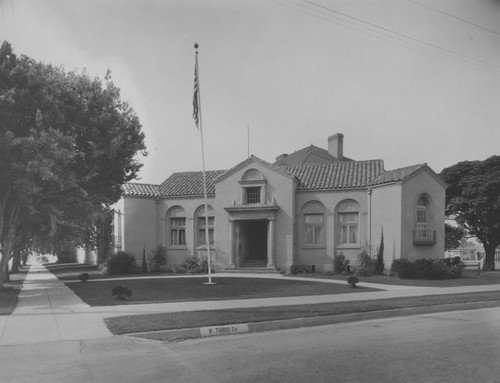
[113,133,446,273]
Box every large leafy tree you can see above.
[444,222,466,251]
[440,156,500,271]
[0,41,146,286]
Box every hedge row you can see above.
[390,257,464,280]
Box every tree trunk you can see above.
[482,244,497,271]
[0,253,10,288]
[11,251,20,273]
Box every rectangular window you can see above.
[339,212,358,244]
[197,217,215,246]
[304,213,324,245]
[245,187,261,204]
[170,217,186,246]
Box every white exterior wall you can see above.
[401,170,446,261]
[295,190,368,271]
[158,196,214,264]
[122,196,158,262]
[370,184,403,269]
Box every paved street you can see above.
[2,308,500,382]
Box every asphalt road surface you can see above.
[2,307,500,382]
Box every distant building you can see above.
[113,133,446,273]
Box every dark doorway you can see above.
[239,220,268,267]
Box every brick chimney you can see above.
[328,133,343,160]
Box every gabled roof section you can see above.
[122,183,161,197]
[274,145,353,166]
[160,169,227,197]
[370,163,447,188]
[280,160,384,190]
[214,155,298,184]
[370,164,426,186]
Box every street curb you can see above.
[127,300,500,342]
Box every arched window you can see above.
[196,205,215,247]
[168,207,186,247]
[416,195,429,237]
[302,201,325,247]
[337,200,359,245]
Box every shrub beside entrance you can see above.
[391,257,464,280]
[106,252,138,275]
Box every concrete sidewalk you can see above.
[0,265,111,346]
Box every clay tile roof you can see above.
[280,160,385,190]
[122,183,161,197]
[159,170,227,197]
[273,144,353,166]
[370,164,426,186]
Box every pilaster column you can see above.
[267,218,276,268]
[229,219,236,268]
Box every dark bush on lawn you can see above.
[347,276,359,288]
[149,246,167,273]
[106,252,138,275]
[111,285,132,300]
[391,258,465,280]
[79,273,90,283]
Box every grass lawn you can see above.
[46,263,500,287]
[60,276,380,306]
[293,269,500,287]
[105,291,500,335]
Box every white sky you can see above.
[1,0,499,184]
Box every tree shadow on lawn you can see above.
[64,277,381,307]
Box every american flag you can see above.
[192,59,200,128]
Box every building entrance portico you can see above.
[225,205,279,270]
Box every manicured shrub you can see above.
[391,259,415,279]
[347,276,359,288]
[333,253,348,274]
[290,265,315,275]
[375,232,385,275]
[199,256,223,273]
[448,262,465,279]
[56,248,77,263]
[78,272,90,283]
[413,258,433,279]
[111,285,132,300]
[180,256,203,273]
[391,258,465,280]
[149,246,167,273]
[355,250,375,277]
[106,252,138,275]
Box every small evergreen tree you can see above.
[375,230,385,274]
[142,246,147,273]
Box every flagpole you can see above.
[247,124,250,158]
[194,43,214,285]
